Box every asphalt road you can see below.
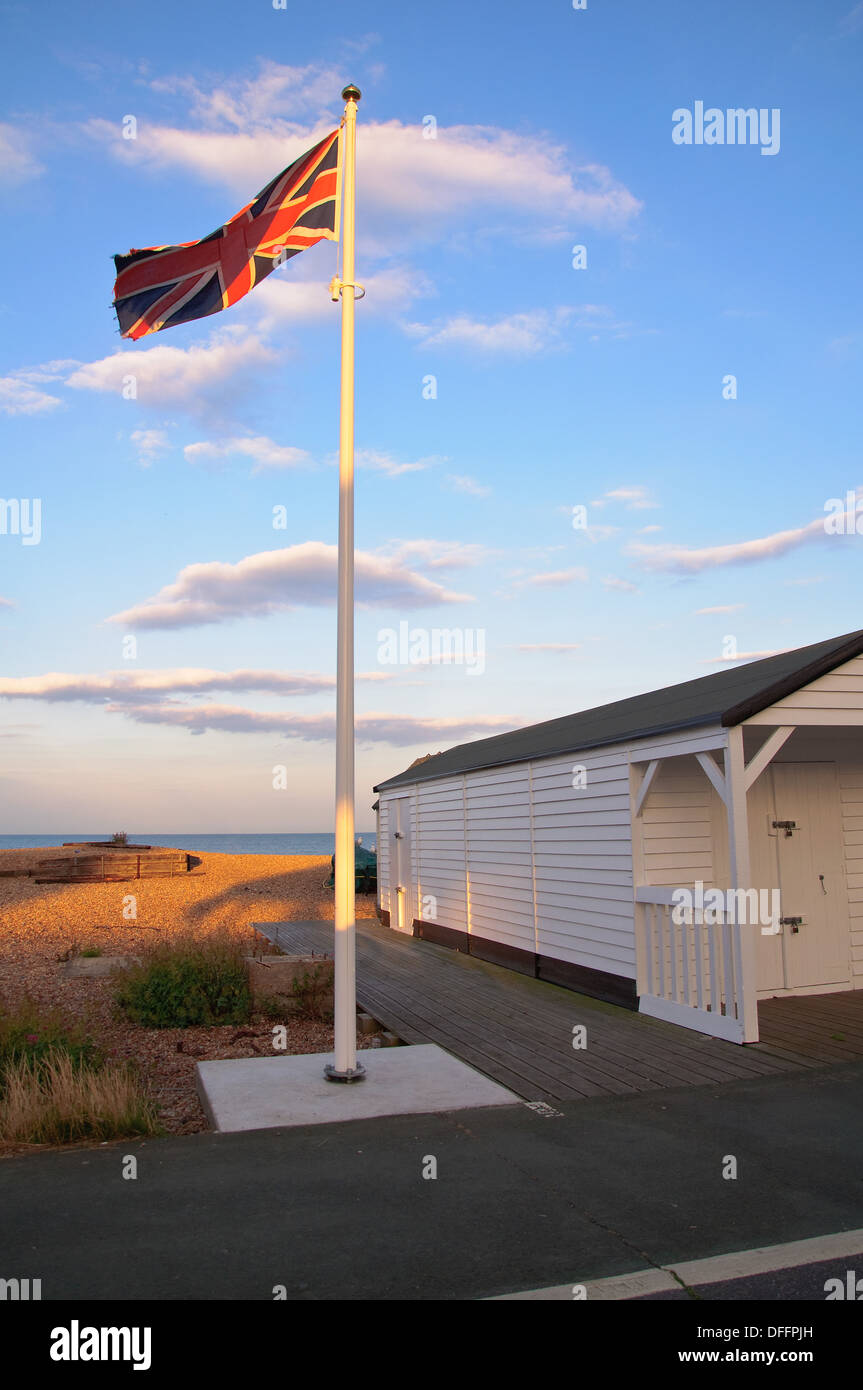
[2,1059,862,1301]
[636,1256,863,1300]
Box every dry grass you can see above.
[0,1052,160,1145]
[0,851,379,1142]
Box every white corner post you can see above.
[326,84,364,1083]
[724,725,759,1043]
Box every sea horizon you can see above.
[0,832,377,855]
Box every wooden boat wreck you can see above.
[25,844,204,884]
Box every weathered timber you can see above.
[33,848,204,884]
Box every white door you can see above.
[749,772,783,992]
[391,797,414,932]
[753,763,850,992]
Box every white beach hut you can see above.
[373,631,863,1043]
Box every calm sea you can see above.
[0,833,376,855]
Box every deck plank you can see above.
[256,920,863,1103]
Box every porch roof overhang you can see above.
[720,629,863,724]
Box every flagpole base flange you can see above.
[324,1063,366,1084]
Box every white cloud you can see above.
[0,123,44,184]
[583,525,621,543]
[84,60,639,265]
[182,440,432,477]
[0,667,393,704]
[148,62,340,130]
[384,539,489,570]
[107,541,474,629]
[184,436,311,473]
[591,485,659,511]
[523,568,589,588]
[131,428,171,465]
[627,514,831,574]
[702,649,788,665]
[0,375,62,415]
[445,473,491,498]
[86,62,641,255]
[696,604,745,615]
[66,330,274,413]
[828,333,861,360]
[601,576,638,593]
[409,304,641,356]
[410,308,572,355]
[357,449,436,478]
[358,121,641,239]
[517,643,581,653]
[106,700,515,746]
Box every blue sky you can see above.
[0,0,861,831]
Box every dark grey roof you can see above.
[374,629,863,792]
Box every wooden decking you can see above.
[257,919,863,1105]
[758,990,863,1066]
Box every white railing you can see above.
[635,886,745,1043]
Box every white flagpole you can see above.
[326,84,364,1083]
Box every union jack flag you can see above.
[112,129,341,340]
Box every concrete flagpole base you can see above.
[196,1045,518,1133]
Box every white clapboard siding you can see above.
[839,762,863,986]
[412,776,467,932]
[641,759,718,888]
[409,787,420,925]
[746,655,863,725]
[464,765,535,951]
[532,750,635,974]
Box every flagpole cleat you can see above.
[329,277,366,302]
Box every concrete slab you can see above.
[196,1044,519,1133]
